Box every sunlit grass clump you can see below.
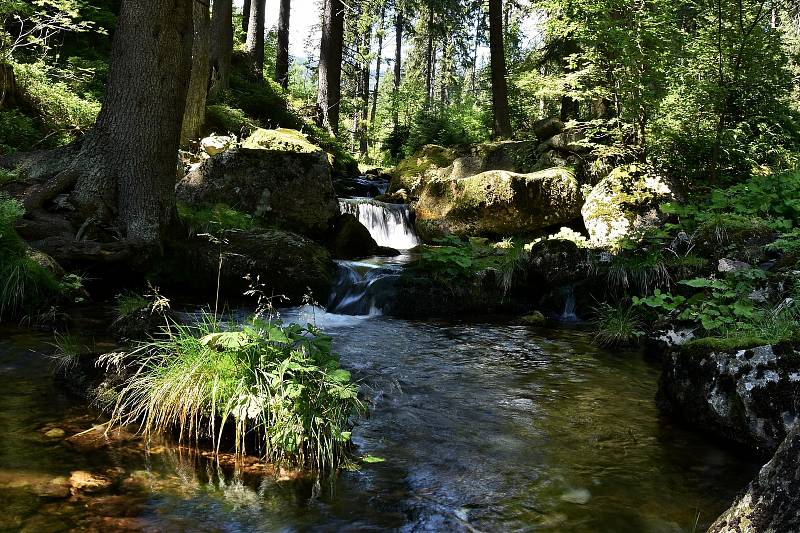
[100,315,363,471]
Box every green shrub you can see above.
[14,62,100,142]
[100,315,364,471]
[0,109,41,153]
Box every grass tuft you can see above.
[99,314,364,472]
[592,302,644,347]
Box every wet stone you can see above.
[43,428,66,439]
[69,471,114,494]
[20,514,72,533]
[31,477,71,500]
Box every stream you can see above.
[0,184,762,532]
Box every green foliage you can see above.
[100,315,364,471]
[114,292,151,319]
[591,302,644,347]
[13,61,100,144]
[767,229,800,255]
[0,109,40,153]
[403,104,490,158]
[412,236,523,288]
[204,104,259,137]
[0,196,61,321]
[177,203,256,234]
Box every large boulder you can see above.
[167,229,335,303]
[414,167,582,240]
[326,214,379,259]
[657,343,800,454]
[389,141,541,203]
[581,163,677,248]
[176,128,339,238]
[709,424,800,533]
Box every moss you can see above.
[391,144,457,191]
[177,202,257,233]
[241,128,321,154]
[681,336,776,357]
[203,104,259,137]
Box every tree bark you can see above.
[275,0,291,89]
[0,63,17,109]
[370,4,385,125]
[181,0,211,145]
[245,0,265,79]
[209,0,233,99]
[317,0,345,135]
[242,0,251,34]
[392,2,402,128]
[425,7,434,106]
[359,25,372,159]
[488,0,512,138]
[69,0,194,243]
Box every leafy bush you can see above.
[14,62,100,144]
[100,315,364,471]
[0,109,41,153]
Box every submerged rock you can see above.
[709,423,800,532]
[582,164,677,248]
[657,343,800,454]
[415,167,582,240]
[176,128,338,238]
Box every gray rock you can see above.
[718,258,752,273]
[709,423,800,532]
[658,344,800,453]
[177,128,338,238]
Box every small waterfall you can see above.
[339,198,420,250]
[327,260,403,316]
[560,285,578,322]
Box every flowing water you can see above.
[0,316,760,532]
[338,198,421,249]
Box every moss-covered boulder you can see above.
[390,141,543,203]
[414,167,582,240]
[166,228,335,303]
[657,342,800,454]
[581,164,677,248]
[176,128,338,238]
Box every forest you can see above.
[0,0,799,530]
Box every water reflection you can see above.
[0,320,759,532]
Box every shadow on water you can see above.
[0,317,761,531]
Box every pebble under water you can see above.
[0,317,760,532]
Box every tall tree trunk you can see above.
[242,0,250,34]
[317,0,345,134]
[359,25,371,158]
[471,9,482,97]
[181,0,211,145]
[69,0,193,243]
[488,0,511,138]
[425,7,434,106]
[209,0,233,99]
[275,0,291,89]
[370,4,385,125]
[245,0,265,79]
[392,2,402,128]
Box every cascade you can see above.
[339,198,420,250]
[327,259,405,316]
[560,285,578,321]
